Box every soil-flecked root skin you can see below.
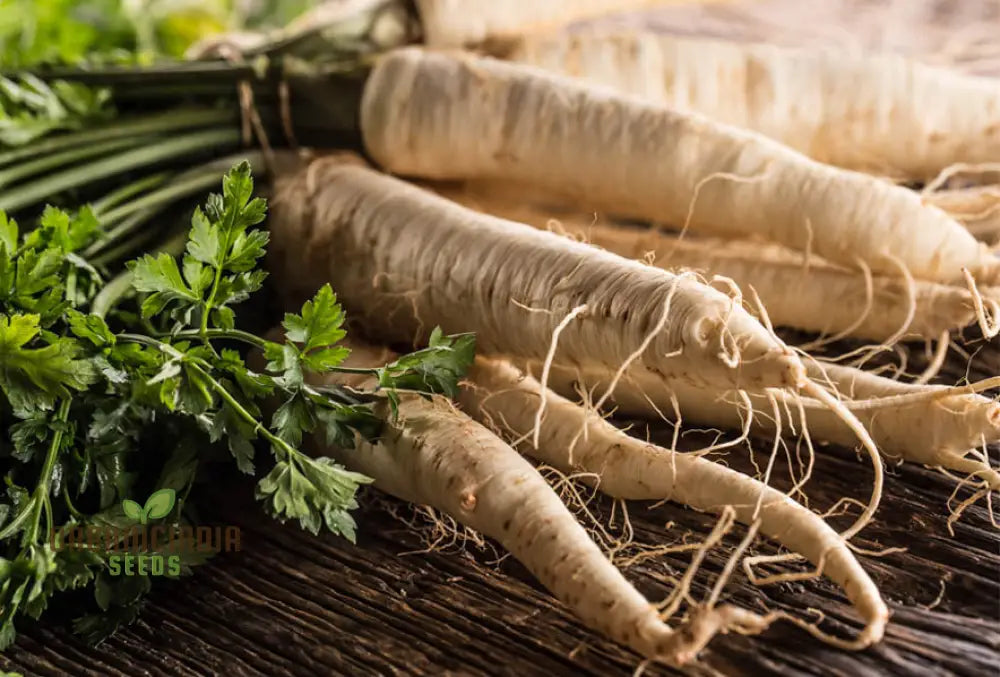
[507,30,1000,180]
[303,366,767,664]
[361,47,998,284]
[269,159,805,391]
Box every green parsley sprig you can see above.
[0,161,475,648]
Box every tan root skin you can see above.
[414,0,671,49]
[360,47,996,284]
[924,186,1000,243]
[807,361,1000,487]
[269,159,804,391]
[529,359,1000,486]
[506,30,1000,181]
[326,341,887,652]
[435,185,981,342]
[463,357,888,649]
[295,341,758,664]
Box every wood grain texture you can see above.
[2,402,997,676]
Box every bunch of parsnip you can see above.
[2,0,997,668]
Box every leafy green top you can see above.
[0,161,475,649]
[0,0,321,68]
[0,75,113,148]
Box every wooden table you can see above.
[3,412,997,676]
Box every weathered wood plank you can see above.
[3,422,997,677]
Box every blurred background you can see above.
[0,0,320,65]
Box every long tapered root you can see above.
[361,47,998,284]
[531,358,1000,490]
[275,336,795,664]
[269,157,807,391]
[431,186,985,342]
[460,358,889,649]
[504,30,1000,181]
[414,0,671,49]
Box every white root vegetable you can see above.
[530,360,1000,490]
[503,30,1000,181]
[331,340,888,651]
[461,357,889,649]
[808,361,1000,488]
[269,158,806,391]
[924,186,1000,244]
[434,185,982,342]
[360,47,998,284]
[298,345,773,664]
[414,0,676,49]
[576,230,986,343]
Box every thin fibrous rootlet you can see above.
[524,358,1000,494]
[302,338,887,660]
[288,337,771,665]
[432,185,988,342]
[268,157,805,392]
[358,47,999,286]
[502,29,1000,181]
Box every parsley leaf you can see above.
[0,161,476,652]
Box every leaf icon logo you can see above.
[122,489,176,524]
[122,499,143,522]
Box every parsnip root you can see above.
[531,360,1000,492]
[293,340,775,664]
[433,186,983,342]
[504,30,1000,181]
[360,47,998,284]
[415,0,675,49]
[269,158,806,391]
[462,357,889,649]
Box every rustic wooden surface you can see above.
[2,402,998,677]
[3,1,1000,675]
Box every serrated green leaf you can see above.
[185,207,218,265]
[282,284,346,351]
[0,313,96,413]
[127,253,197,318]
[66,309,115,348]
[377,330,475,400]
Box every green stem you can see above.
[0,127,241,213]
[0,109,234,169]
[97,168,224,228]
[92,269,135,319]
[192,361,299,461]
[0,499,36,541]
[122,330,302,461]
[324,366,380,375]
[170,328,269,347]
[88,207,161,262]
[65,267,77,305]
[22,398,72,548]
[0,135,150,189]
[92,172,169,214]
[200,246,228,341]
[63,490,84,520]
